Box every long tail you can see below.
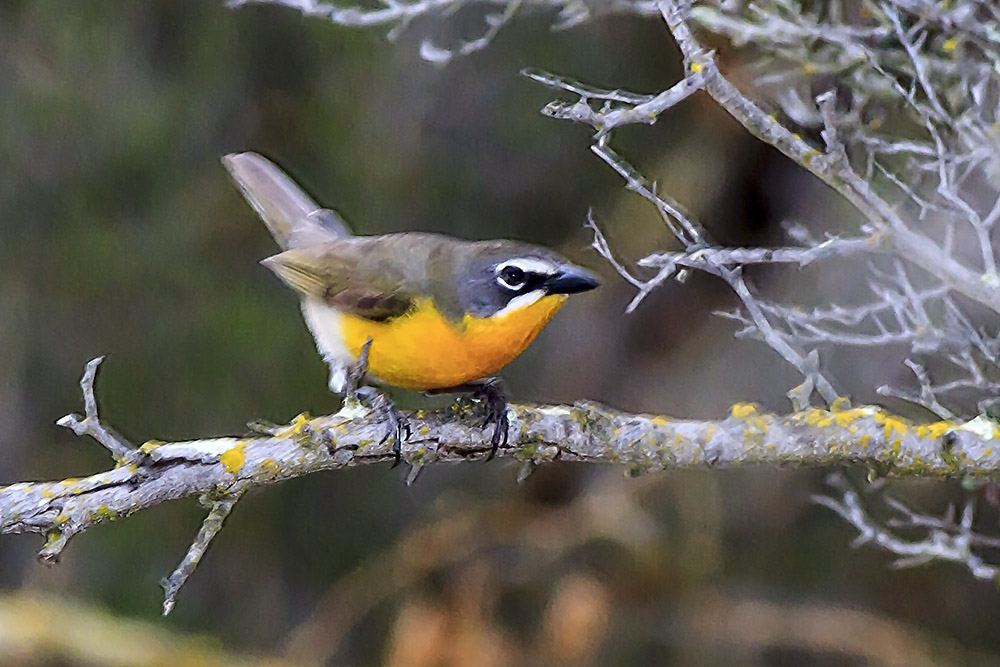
[222,152,351,249]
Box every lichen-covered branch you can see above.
[3,360,1000,613]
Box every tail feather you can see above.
[222,152,351,249]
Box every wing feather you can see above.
[262,238,423,322]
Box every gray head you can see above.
[454,240,600,319]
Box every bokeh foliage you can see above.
[2,1,999,664]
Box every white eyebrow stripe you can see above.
[493,289,544,318]
[496,258,558,275]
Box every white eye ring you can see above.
[497,265,526,290]
[498,258,557,274]
[495,257,556,291]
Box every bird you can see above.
[223,151,599,463]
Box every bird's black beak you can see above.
[543,266,600,295]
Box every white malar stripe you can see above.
[301,298,353,394]
[493,289,545,318]
[496,257,558,275]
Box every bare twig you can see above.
[227,0,661,63]
[161,481,251,616]
[584,146,842,406]
[638,235,879,271]
[54,357,134,460]
[815,473,1000,581]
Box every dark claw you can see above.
[356,386,410,467]
[474,378,509,461]
[384,411,411,469]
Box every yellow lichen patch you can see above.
[257,459,281,478]
[140,440,164,454]
[802,62,817,74]
[943,37,959,52]
[39,487,55,499]
[278,413,312,439]
[798,408,829,426]
[92,504,117,522]
[875,413,908,441]
[650,416,669,427]
[731,403,757,419]
[858,434,871,449]
[916,421,952,440]
[419,426,430,436]
[833,409,871,428]
[60,478,80,486]
[830,397,851,413]
[883,421,902,440]
[220,443,247,475]
[690,62,703,73]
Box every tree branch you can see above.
[527,1,1000,318]
[659,0,1000,317]
[815,472,1000,582]
[226,0,660,64]
[3,360,1000,613]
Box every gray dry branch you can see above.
[528,0,1000,412]
[227,0,660,64]
[526,0,1000,582]
[3,359,999,613]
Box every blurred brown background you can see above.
[1,1,997,665]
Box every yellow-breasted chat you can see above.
[223,152,599,461]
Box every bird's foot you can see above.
[354,386,410,468]
[427,378,510,460]
[343,338,409,467]
[472,378,509,461]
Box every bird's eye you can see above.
[498,265,526,290]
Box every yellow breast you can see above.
[339,295,567,390]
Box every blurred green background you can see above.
[1,1,998,665]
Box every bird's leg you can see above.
[343,338,409,467]
[343,338,373,400]
[429,377,509,460]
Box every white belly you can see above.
[301,298,353,394]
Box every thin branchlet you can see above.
[228,0,660,64]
